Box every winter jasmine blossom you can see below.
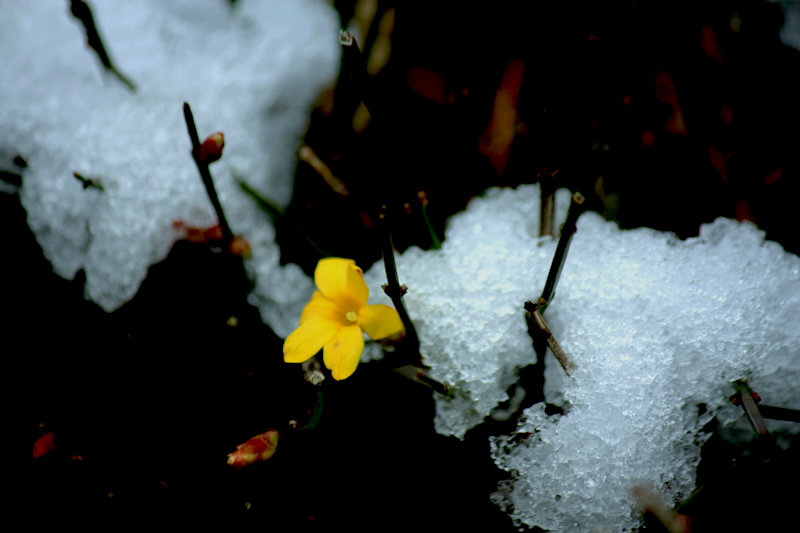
[284,258,404,380]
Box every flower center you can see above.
[345,311,358,323]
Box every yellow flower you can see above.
[283,258,404,380]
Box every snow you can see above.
[4,2,799,530]
[0,0,339,336]
[773,0,800,50]
[363,185,800,531]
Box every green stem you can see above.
[238,180,284,221]
[238,178,330,259]
[298,390,324,431]
[418,192,441,249]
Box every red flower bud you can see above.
[227,430,279,469]
[173,220,224,243]
[229,235,252,258]
[198,132,225,164]
[33,432,55,459]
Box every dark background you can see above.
[14,0,800,529]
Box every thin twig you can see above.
[72,171,104,191]
[394,364,451,395]
[540,191,585,310]
[183,102,234,245]
[540,187,555,238]
[237,180,284,221]
[70,0,136,91]
[757,404,800,423]
[378,206,419,354]
[339,30,375,116]
[418,191,442,249]
[238,179,330,259]
[538,169,560,238]
[298,145,349,197]
[732,379,770,436]
[524,191,584,376]
[416,370,451,395]
[524,301,575,376]
[378,206,450,395]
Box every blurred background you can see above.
[18,0,800,529]
[286,0,800,274]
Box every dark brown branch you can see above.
[538,169,560,238]
[757,404,800,423]
[732,380,769,436]
[524,301,575,376]
[70,0,136,91]
[540,191,585,310]
[394,364,451,395]
[298,145,349,197]
[415,370,451,395]
[339,30,376,116]
[378,206,419,355]
[183,102,234,245]
[524,191,584,377]
[377,206,450,396]
[72,171,104,191]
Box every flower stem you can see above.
[183,102,234,246]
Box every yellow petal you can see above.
[284,317,340,363]
[358,304,404,340]
[300,291,348,326]
[314,258,369,309]
[323,325,365,380]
